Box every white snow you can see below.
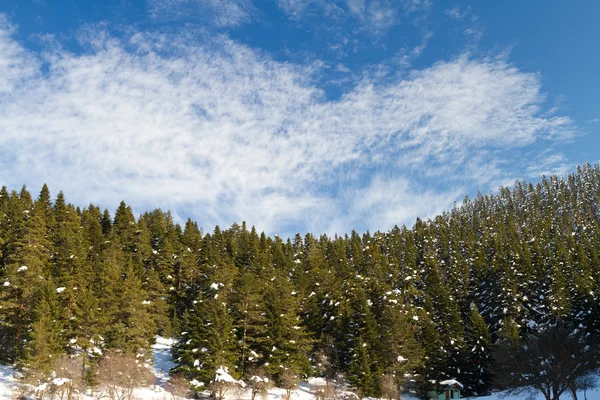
[190,379,204,387]
[56,287,66,293]
[0,365,18,400]
[210,283,220,290]
[307,377,326,386]
[2,339,598,400]
[439,379,463,389]
[52,377,71,386]
[152,336,175,386]
[474,387,600,400]
[215,366,246,387]
[17,266,27,272]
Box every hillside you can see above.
[1,164,600,398]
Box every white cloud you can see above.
[148,0,254,27]
[526,152,572,179]
[0,15,39,93]
[445,7,464,21]
[0,16,576,236]
[346,176,463,232]
[277,0,426,33]
[445,6,479,22]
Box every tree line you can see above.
[1,164,600,398]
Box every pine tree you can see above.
[22,279,62,374]
[262,273,312,383]
[462,305,492,396]
[172,287,238,384]
[113,201,137,253]
[172,229,239,384]
[348,336,377,397]
[0,200,50,361]
[378,293,423,386]
[111,260,156,354]
[231,270,267,375]
[52,193,88,343]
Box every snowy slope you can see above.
[0,338,599,400]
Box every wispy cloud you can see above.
[277,0,429,34]
[148,0,255,27]
[0,15,39,93]
[0,16,576,236]
[526,151,572,178]
[445,6,468,21]
[445,5,484,45]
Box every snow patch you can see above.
[439,379,463,389]
[215,366,246,387]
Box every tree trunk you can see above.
[570,385,578,400]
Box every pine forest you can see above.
[2,164,600,399]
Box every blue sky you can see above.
[0,0,598,237]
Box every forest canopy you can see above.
[1,164,600,398]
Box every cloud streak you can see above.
[276,0,429,33]
[148,0,255,27]
[0,16,576,236]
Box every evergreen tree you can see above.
[0,201,50,361]
[348,336,377,397]
[262,273,312,383]
[22,279,62,373]
[231,270,267,375]
[462,305,492,396]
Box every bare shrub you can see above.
[245,366,271,400]
[230,382,247,400]
[380,374,399,400]
[18,368,51,400]
[248,376,271,400]
[279,369,300,400]
[211,380,240,400]
[312,383,336,400]
[50,355,85,400]
[165,373,192,400]
[96,350,154,400]
[12,382,29,400]
[210,367,246,400]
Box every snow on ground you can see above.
[0,364,18,400]
[152,336,176,386]
[462,387,600,400]
[1,338,600,400]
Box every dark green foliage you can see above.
[348,337,377,397]
[0,164,599,396]
[462,306,492,396]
